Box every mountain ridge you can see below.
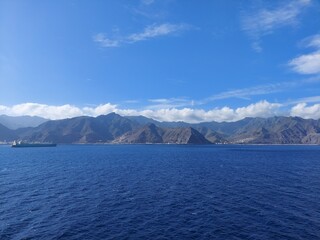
[0,115,48,130]
[0,113,320,144]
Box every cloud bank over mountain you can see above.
[1,100,320,123]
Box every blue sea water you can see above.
[1,144,320,240]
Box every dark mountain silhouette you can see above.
[228,116,320,144]
[195,127,228,143]
[0,123,17,141]
[114,123,211,144]
[0,115,48,130]
[115,123,164,143]
[17,113,139,143]
[1,113,320,144]
[162,126,211,144]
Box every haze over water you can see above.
[1,144,320,239]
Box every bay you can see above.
[1,144,320,239]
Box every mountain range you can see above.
[0,113,320,144]
[0,115,48,130]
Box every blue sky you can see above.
[0,0,320,122]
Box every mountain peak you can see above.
[0,115,48,130]
[1,115,320,144]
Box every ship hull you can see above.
[12,143,57,148]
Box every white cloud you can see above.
[235,101,282,119]
[83,103,118,116]
[289,34,320,74]
[0,103,118,120]
[93,33,120,48]
[286,95,320,105]
[8,103,84,120]
[290,102,320,119]
[289,52,320,74]
[126,100,282,123]
[242,0,311,51]
[303,34,320,48]
[147,97,192,109]
[0,105,9,112]
[128,23,188,42]
[94,23,190,48]
[139,107,229,123]
[0,101,284,123]
[3,99,320,123]
[146,77,319,108]
[199,82,295,104]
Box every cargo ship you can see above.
[12,140,57,148]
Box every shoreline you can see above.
[3,142,319,146]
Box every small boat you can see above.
[12,140,57,148]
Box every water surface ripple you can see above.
[1,145,320,239]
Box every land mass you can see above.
[0,115,48,130]
[0,113,320,144]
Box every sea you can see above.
[0,144,320,240]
